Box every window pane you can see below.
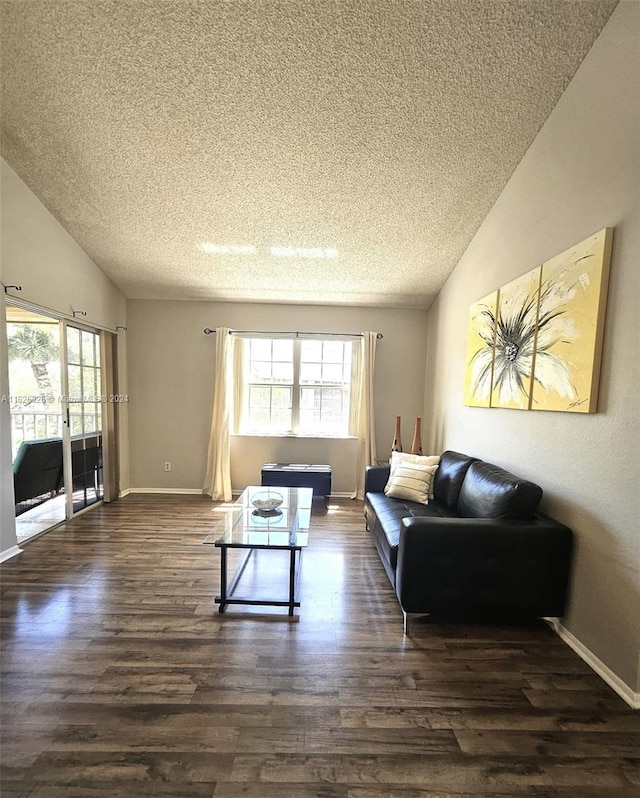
[300,363,321,384]
[272,362,293,383]
[67,365,82,399]
[70,413,83,436]
[272,339,293,360]
[250,339,272,360]
[301,340,322,362]
[320,388,339,412]
[250,362,272,382]
[83,407,98,434]
[271,386,292,408]
[249,385,271,408]
[67,328,81,363]
[271,408,292,429]
[324,412,343,429]
[322,363,343,383]
[82,367,97,399]
[300,387,318,408]
[81,331,96,366]
[322,341,344,362]
[299,406,320,430]
[248,407,270,428]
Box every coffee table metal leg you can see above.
[219,546,228,613]
[288,549,296,616]
[215,545,302,616]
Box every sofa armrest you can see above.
[365,465,390,494]
[396,515,573,617]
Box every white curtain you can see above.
[351,331,378,500]
[204,327,235,501]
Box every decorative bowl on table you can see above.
[251,490,284,516]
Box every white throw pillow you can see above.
[388,452,440,500]
[389,451,440,473]
[384,453,440,504]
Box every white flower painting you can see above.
[490,268,542,410]
[463,291,497,408]
[464,228,613,413]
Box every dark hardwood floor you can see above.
[1,494,638,797]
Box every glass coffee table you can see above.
[204,486,312,616]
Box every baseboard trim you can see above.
[119,488,131,498]
[126,488,205,495]
[546,618,639,710]
[0,545,23,563]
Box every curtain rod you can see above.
[5,295,121,335]
[203,328,383,339]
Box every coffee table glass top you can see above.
[204,486,312,548]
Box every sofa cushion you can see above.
[365,492,457,578]
[457,460,543,519]
[384,454,440,504]
[433,451,478,510]
[365,465,391,494]
[388,452,440,499]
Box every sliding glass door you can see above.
[6,299,116,540]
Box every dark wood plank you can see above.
[455,729,640,757]
[227,752,634,789]
[1,494,639,796]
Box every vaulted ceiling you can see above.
[1,0,617,308]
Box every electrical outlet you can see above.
[164,461,171,472]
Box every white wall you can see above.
[126,299,428,494]
[0,159,128,555]
[424,1,639,695]
[1,160,127,330]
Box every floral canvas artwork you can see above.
[464,291,498,408]
[463,228,613,414]
[490,268,542,410]
[531,228,613,413]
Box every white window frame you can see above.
[238,335,356,438]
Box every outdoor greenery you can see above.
[7,323,61,406]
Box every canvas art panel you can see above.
[531,228,613,413]
[490,266,542,410]
[463,291,498,408]
[463,228,613,415]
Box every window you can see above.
[66,328,102,436]
[240,337,354,436]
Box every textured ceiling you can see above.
[1,0,617,309]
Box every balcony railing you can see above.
[11,411,103,459]
[11,411,63,459]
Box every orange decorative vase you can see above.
[391,416,402,454]
[410,417,423,455]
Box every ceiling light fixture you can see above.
[200,243,257,255]
[270,247,338,259]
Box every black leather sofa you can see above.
[365,450,573,630]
